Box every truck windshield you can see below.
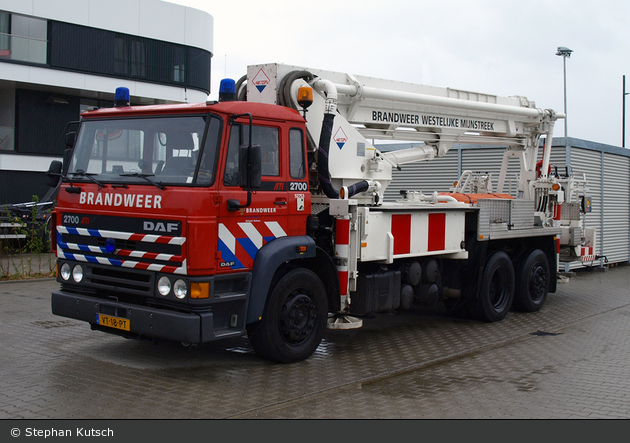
[68,115,221,186]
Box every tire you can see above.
[513,249,549,312]
[247,268,328,363]
[473,251,515,322]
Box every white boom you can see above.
[245,63,564,204]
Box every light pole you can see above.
[624,75,629,148]
[556,47,573,141]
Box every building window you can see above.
[173,46,185,83]
[0,126,14,151]
[15,89,79,155]
[0,11,47,64]
[43,20,210,93]
[130,39,146,78]
[0,12,9,57]
[114,36,128,76]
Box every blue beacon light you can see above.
[219,78,237,102]
[114,87,130,107]
[105,238,116,253]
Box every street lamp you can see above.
[556,46,573,141]
[624,75,629,148]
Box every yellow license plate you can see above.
[96,313,130,331]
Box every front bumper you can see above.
[52,290,214,344]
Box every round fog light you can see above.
[72,265,84,282]
[173,279,188,299]
[60,263,71,281]
[157,276,171,296]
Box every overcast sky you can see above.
[170,0,630,147]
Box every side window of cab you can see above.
[289,128,305,179]
[224,124,279,186]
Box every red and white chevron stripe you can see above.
[580,246,596,262]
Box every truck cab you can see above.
[49,92,327,361]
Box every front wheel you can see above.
[247,268,328,363]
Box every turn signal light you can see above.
[552,183,560,191]
[190,282,210,299]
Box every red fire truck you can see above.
[47,63,592,362]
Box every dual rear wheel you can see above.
[513,249,550,312]
[448,248,550,322]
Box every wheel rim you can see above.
[489,268,509,310]
[530,263,548,302]
[280,291,317,344]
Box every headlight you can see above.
[157,276,171,296]
[72,265,84,282]
[60,263,71,281]
[173,279,187,299]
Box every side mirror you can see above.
[238,144,262,189]
[46,160,63,188]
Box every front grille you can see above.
[57,225,186,274]
[89,265,153,294]
[62,233,181,256]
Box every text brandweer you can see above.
[79,192,162,208]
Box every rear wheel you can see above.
[473,251,515,322]
[513,249,549,312]
[247,268,327,363]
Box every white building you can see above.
[0,0,213,204]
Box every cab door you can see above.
[285,127,311,237]
[217,122,288,271]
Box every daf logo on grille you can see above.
[143,221,179,233]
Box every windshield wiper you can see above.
[69,170,106,189]
[119,173,166,190]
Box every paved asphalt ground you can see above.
[1,265,629,420]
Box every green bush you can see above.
[0,195,55,280]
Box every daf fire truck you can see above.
[47,63,593,363]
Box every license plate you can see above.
[96,313,130,331]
